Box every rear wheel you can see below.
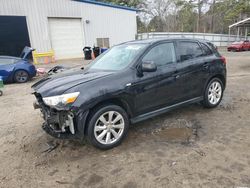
[14,70,29,83]
[87,105,129,150]
[202,78,224,108]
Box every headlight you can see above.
[43,92,80,107]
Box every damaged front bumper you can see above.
[33,95,88,140]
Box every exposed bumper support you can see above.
[33,99,88,140]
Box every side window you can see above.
[142,43,176,66]
[178,42,203,62]
[0,58,15,65]
[200,43,213,56]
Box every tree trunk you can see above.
[211,0,216,33]
[197,0,202,32]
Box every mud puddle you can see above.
[150,119,201,144]
[152,127,194,144]
[154,128,192,141]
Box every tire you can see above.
[14,70,29,83]
[0,90,2,96]
[86,105,129,150]
[202,78,224,108]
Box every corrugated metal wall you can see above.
[0,0,137,56]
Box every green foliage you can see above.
[207,0,250,33]
[98,0,250,34]
[96,0,142,7]
[147,16,164,32]
[137,16,147,33]
[177,5,196,32]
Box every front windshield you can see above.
[88,44,146,71]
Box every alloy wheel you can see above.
[15,70,28,83]
[94,111,125,145]
[208,81,222,105]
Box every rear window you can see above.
[0,58,16,65]
[178,41,203,61]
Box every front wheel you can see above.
[202,78,224,108]
[87,105,129,150]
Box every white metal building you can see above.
[0,0,137,59]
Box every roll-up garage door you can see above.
[49,18,84,59]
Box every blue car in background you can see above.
[0,47,37,83]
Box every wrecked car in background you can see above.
[0,47,36,83]
[32,38,226,150]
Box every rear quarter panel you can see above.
[13,60,37,78]
[204,56,226,91]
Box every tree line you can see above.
[97,0,250,34]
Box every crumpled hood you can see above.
[32,69,113,97]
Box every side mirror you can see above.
[141,61,157,72]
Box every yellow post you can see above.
[32,50,55,64]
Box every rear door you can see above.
[175,40,207,101]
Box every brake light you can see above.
[221,56,226,65]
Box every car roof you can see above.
[124,37,211,45]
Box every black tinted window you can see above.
[142,43,176,66]
[201,43,213,56]
[178,42,203,61]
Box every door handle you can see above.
[173,70,180,79]
[126,83,132,87]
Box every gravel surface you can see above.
[0,51,250,188]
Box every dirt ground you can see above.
[0,50,250,188]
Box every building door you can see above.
[48,18,84,59]
[0,16,30,56]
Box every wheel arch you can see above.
[83,97,133,135]
[12,68,30,82]
[204,74,226,92]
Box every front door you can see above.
[131,42,178,115]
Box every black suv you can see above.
[32,38,226,149]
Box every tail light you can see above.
[220,56,226,65]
